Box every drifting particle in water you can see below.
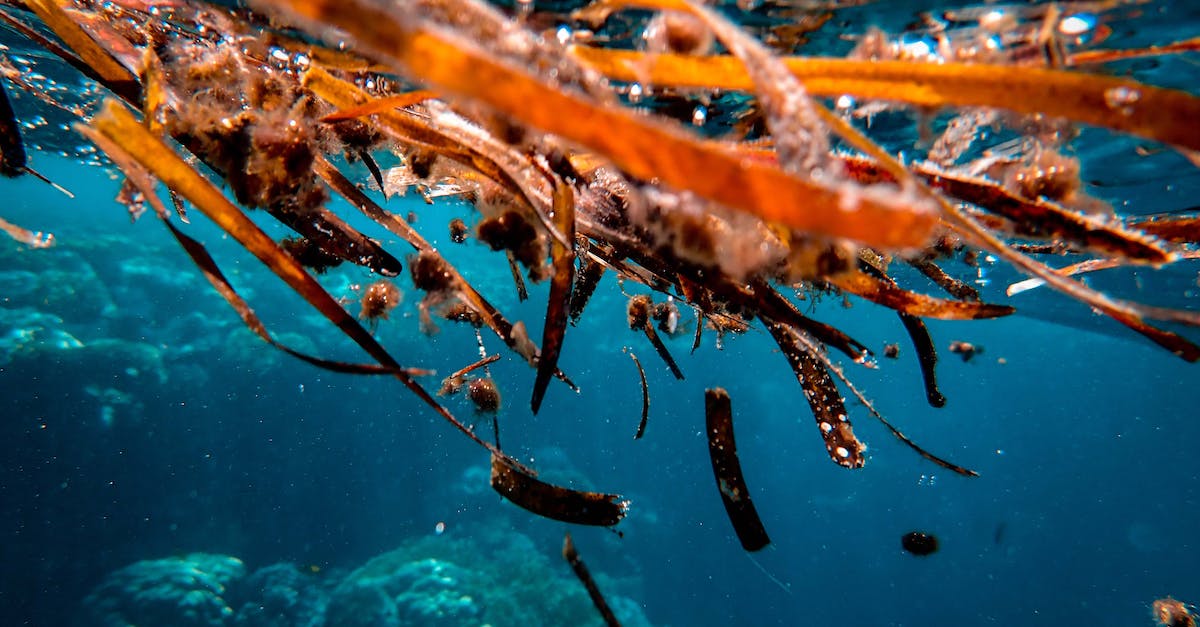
[948,340,982,362]
[901,531,939,556]
[883,343,900,359]
[1153,597,1196,627]
[434,521,446,535]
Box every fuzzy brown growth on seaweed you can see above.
[448,217,469,243]
[160,40,331,213]
[468,377,501,413]
[280,235,343,274]
[410,250,455,293]
[627,294,652,330]
[477,209,544,270]
[359,279,402,322]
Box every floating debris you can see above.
[563,533,621,627]
[705,388,770,552]
[626,349,650,440]
[1153,597,1197,627]
[949,340,983,363]
[489,454,627,527]
[901,531,939,556]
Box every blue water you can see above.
[3,3,1200,627]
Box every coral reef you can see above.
[81,553,245,627]
[79,528,652,627]
[231,564,332,627]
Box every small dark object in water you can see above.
[901,531,939,556]
[1153,597,1197,627]
[359,279,402,321]
[406,210,418,224]
[449,217,469,243]
[883,343,900,358]
[948,340,982,362]
[468,377,501,413]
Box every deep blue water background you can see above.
[3,3,1200,626]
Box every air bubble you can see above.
[1104,86,1141,116]
[628,83,644,104]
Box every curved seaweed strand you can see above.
[568,46,1200,152]
[763,318,865,469]
[749,279,873,364]
[839,155,1172,265]
[825,270,1014,320]
[705,387,770,552]
[164,218,419,376]
[905,258,980,302]
[531,180,577,413]
[783,321,977,476]
[810,96,1200,362]
[85,99,526,471]
[897,313,946,409]
[627,349,650,439]
[857,257,946,408]
[260,0,940,249]
[315,156,579,391]
[490,453,627,526]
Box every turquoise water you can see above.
[2,2,1200,626]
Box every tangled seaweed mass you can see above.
[2,0,1199,623]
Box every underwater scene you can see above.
[2,0,1199,625]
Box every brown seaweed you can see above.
[569,239,607,325]
[531,180,577,413]
[765,319,867,469]
[627,294,684,380]
[627,349,650,440]
[898,313,946,408]
[0,80,26,178]
[704,387,770,552]
[489,453,627,527]
[562,533,622,627]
